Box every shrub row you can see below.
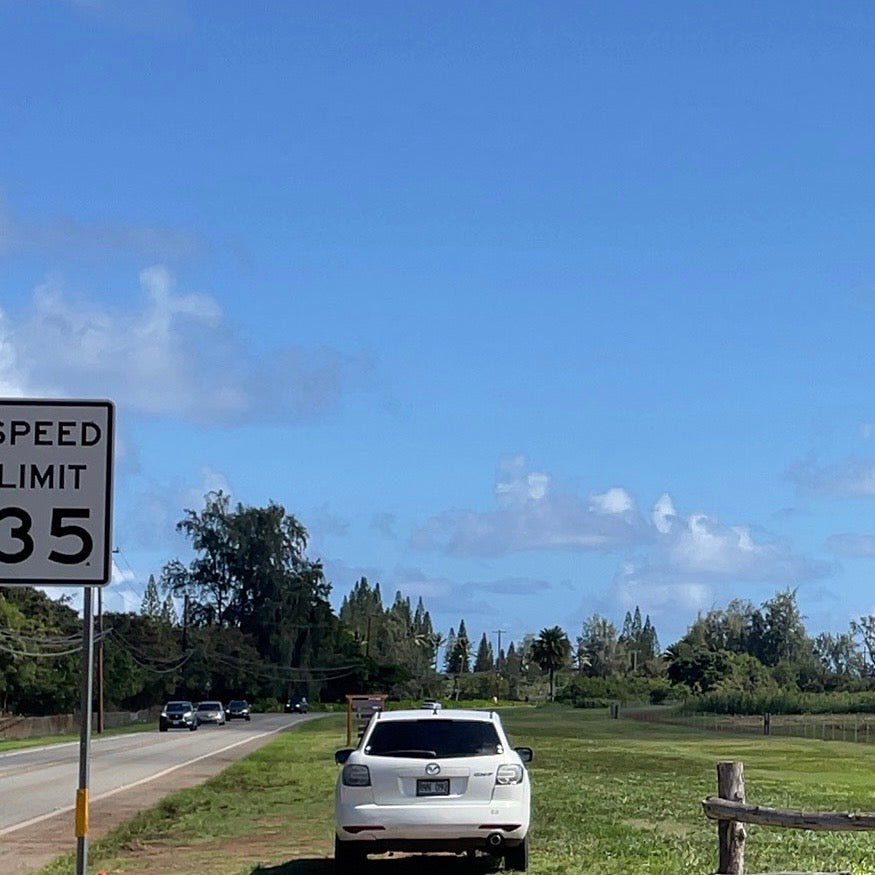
[683,689,875,715]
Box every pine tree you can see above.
[448,620,472,674]
[140,574,161,618]
[641,615,660,659]
[160,594,178,626]
[474,633,494,672]
[620,610,634,642]
[443,628,456,673]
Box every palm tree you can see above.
[430,632,446,671]
[532,626,572,701]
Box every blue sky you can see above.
[2,0,875,650]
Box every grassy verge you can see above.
[35,707,875,874]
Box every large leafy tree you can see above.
[758,589,810,667]
[161,491,336,698]
[577,615,624,678]
[532,626,572,701]
[101,610,183,709]
[0,587,80,715]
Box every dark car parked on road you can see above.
[285,695,309,713]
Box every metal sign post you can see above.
[0,399,114,875]
[76,586,95,875]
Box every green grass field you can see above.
[36,706,875,875]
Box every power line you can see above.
[112,546,148,607]
[105,628,193,664]
[0,629,111,659]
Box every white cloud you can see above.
[788,457,875,497]
[181,466,234,512]
[116,466,233,555]
[0,309,31,396]
[307,505,350,542]
[825,533,875,558]
[614,560,711,616]
[0,268,359,424]
[496,456,550,504]
[0,197,201,261]
[652,493,677,534]
[38,560,143,616]
[412,455,651,556]
[612,511,834,621]
[591,486,635,514]
[412,457,833,622]
[369,512,398,539]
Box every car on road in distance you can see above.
[159,701,198,732]
[195,701,226,726]
[334,708,533,871]
[285,695,309,713]
[420,700,443,710]
[226,699,251,721]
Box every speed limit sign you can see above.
[0,399,114,585]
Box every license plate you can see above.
[417,779,450,797]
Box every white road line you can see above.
[0,726,285,837]
[0,740,80,760]
[0,731,151,760]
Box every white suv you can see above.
[334,708,532,870]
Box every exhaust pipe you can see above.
[487,832,504,848]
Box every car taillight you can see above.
[495,764,523,785]
[342,764,371,786]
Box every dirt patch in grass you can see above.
[621,817,697,838]
[104,832,331,875]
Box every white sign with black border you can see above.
[0,399,114,585]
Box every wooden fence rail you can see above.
[702,761,857,875]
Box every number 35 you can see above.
[0,507,93,565]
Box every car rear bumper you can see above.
[336,800,529,846]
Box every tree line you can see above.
[3,492,875,716]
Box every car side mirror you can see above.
[514,746,533,763]
[335,748,354,765]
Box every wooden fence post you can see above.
[716,761,745,874]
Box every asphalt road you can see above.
[0,711,307,836]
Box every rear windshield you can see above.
[365,719,503,758]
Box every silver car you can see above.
[195,700,226,726]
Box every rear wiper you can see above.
[376,749,438,758]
